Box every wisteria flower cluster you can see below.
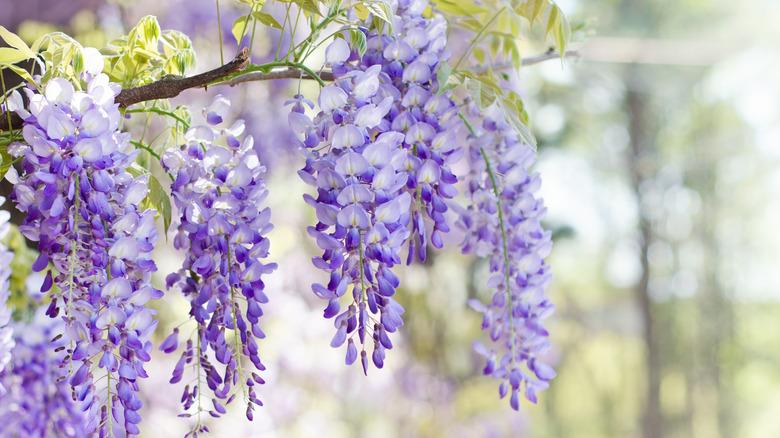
[0,310,89,437]
[457,103,556,410]
[0,0,565,433]
[7,54,162,436]
[289,0,460,375]
[163,95,276,428]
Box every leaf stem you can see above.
[216,0,225,64]
[460,112,518,365]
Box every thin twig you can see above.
[472,49,580,74]
[219,67,335,86]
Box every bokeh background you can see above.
[2,0,780,437]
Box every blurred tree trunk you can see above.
[686,105,737,438]
[624,66,664,438]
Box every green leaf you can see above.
[137,15,161,48]
[147,174,172,234]
[0,148,18,181]
[232,16,250,44]
[72,46,84,74]
[0,48,30,65]
[349,29,367,57]
[547,5,570,54]
[435,61,452,96]
[360,1,393,28]
[280,0,321,16]
[499,93,536,149]
[252,11,282,29]
[0,26,35,58]
[432,0,488,16]
[126,163,147,177]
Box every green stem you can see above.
[66,174,81,316]
[125,107,190,129]
[358,233,367,302]
[106,369,112,435]
[226,241,244,389]
[275,6,291,60]
[238,3,258,48]
[292,4,342,62]
[216,0,225,64]
[0,72,15,134]
[248,12,259,55]
[288,7,303,59]
[129,140,161,161]
[195,326,203,426]
[480,146,517,363]
[460,112,517,364]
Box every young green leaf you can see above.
[435,61,452,96]
[252,11,283,29]
[147,174,172,235]
[0,48,30,65]
[232,16,250,45]
[349,28,367,57]
[0,26,35,58]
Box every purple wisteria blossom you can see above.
[163,95,276,427]
[457,103,555,410]
[7,55,162,436]
[0,310,89,437]
[0,198,13,394]
[289,0,459,375]
[350,0,461,263]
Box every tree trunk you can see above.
[624,66,664,438]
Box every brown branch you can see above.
[219,68,335,87]
[115,48,250,107]
[1,48,570,132]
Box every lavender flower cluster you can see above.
[163,95,276,426]
[7,54,162,436]
[457,103,556,410]
[0,310,88,437]
[289,0,460,375]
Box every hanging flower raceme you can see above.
[291,58,414,374]
[163,95,276,426]
[7,53,162,436]
[288,0,460,375]
[0,310,89,437]
[456,103,556,410]
[365,0,461,263]
[0,198,13,395]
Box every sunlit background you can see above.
[2,0,780,437]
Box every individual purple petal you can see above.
[325,38,351,64]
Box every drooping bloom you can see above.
[291,64,409,374]
[0,310,89,437]
[457,103,555,410]
[377,0,461,263]
[7,53,162,436]
[163,95,276,425]
[289,0,459,374]
[0,198,13,394]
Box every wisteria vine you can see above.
[0,0,566,434]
